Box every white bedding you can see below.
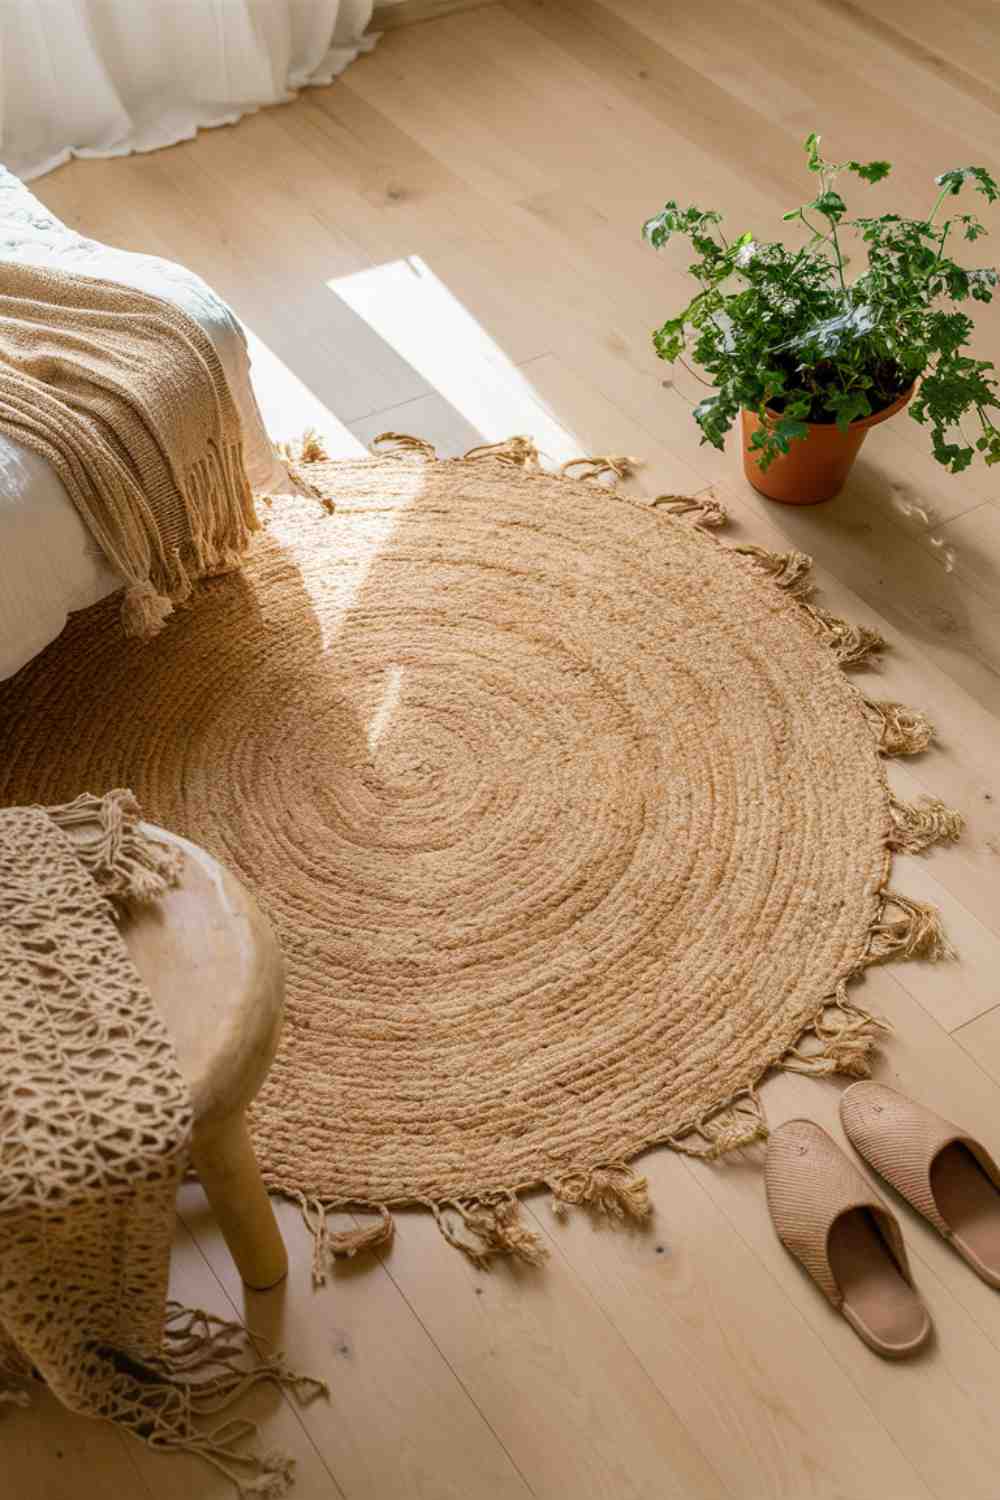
[0,165,288,680]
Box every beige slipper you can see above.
[766,1119,931,1357]
[841,1081,1000,1289]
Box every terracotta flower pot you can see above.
[741,385,915,505]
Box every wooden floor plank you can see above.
[179,1186,537,1500]
[955,1005,1000,1082]
[680,973,1000,1500]
[366,1207,732,1500]
[0,1392,155,1500]
[521,1152,934,1500]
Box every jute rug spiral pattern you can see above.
[0,436,962,1268]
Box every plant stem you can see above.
[821,170,848,293]
[798,211,835,247]
[678,354,715,387]
[928,185,951,225]
[929,219,951,278]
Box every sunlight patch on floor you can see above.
[242,327,400,654]
[244,329,368,457]
[326,256,585,462]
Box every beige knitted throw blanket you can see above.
[0,791,322,1494]
[0,264,258,636]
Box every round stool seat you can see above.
[63,817,288,1289]
[119,825,284,1128]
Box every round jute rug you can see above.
[0,436,960,1269]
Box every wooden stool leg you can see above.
[191,1113,289,1290]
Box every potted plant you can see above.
[642,134,1000,504]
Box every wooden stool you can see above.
[73,822,289,1290]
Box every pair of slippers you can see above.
[766,1082,1000,1358]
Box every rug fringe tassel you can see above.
[464,436,540,468]
[548,1161,651,1221]
[275,428,330,466]
[560,454,639,484]
[45,789,183,906]
[294,1195,394,1287]
[887,794,964,853]
[371,431,439,460]
[670,1092,768,1159]
[780,1032,877,1078]
[429,1194,548,1270]
[864,889,955,964]
[732,543,814,597]
[862,698,935,756]
[650,492,729,529]
[274,429,337,510]
[801,604,886,668]
[780,985,891,1079]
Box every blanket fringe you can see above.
[548,1162,651,1221]
[651,492,728,529]
[864,889,954,964]
[45,789,183,905]
[184,440,259,580]
[429,1194,548,1270]
[862,697,935,756]
[115,435,256,642]
[732,542,814,597]
[888,794,964,853]
[6,1304,329,1497]
[122,581,176,639]
[294,1195,394,1287]
[136,1302,327,1498]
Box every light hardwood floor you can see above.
[13,2,1000,1496]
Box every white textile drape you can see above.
[0,0,376,182]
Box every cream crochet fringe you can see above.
[0,264,258,637]
[0,792,323,1496]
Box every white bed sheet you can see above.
[0,165,288,680]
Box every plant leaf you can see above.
[773,416,810,448]
[847,159,892,184]
[811,190,847,223]
[643,134,1000,480]
[824,390,872,431]
[935,167,1000,203]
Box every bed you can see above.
[0,165,288,680]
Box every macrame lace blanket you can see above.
[0,791,323,1496]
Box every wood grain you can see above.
[373,0,499,28]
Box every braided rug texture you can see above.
[0,440,961,1266]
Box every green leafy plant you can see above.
[643,134,1000,472]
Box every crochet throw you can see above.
[0,791,322,1494]
[0,264,258,637]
